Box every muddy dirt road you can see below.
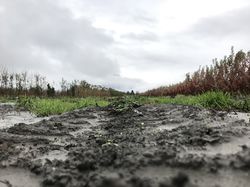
[0,103,250,187]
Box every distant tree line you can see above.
[0,69,124,97]
[0,70,47,96]
[59,79,124,97]
[144,48,250,96]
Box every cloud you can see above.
[101,76,146,92]
[190,6,250,38]
[0,0,146,91]
[121,32,159,42]
[0,0,249,92]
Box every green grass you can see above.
[0,96,17,103]
[15,91,250,116]
[17,97,109,116]
[128,91,250,112]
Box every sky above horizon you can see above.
[0,0,250,91]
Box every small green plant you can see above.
[109,96,140,114]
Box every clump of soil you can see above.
[0,103,250,187]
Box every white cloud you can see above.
[0,0,249,91]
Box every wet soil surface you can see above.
[0,103,49,129]
[0,103,250,187]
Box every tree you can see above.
[47,84,55,97]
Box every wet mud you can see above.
[0,103,250,187]
[0,103,49,129]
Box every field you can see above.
[15,91,250,117]
[1,1,250,186]
[0,51,249,187]
[0,94,250,187]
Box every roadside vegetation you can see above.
[141,91,250,112]
[0,69,124,98]
[17,97,109,116]
[0,96,16,103]
[145,48,250,96]
[1,47,249,116]
[16,91,249,117]
[112,91,249,112]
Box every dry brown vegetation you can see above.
[145,48,250,96]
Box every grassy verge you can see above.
[123,91,250,112]
[0,96,17,103]
[17,97,109,116]
[15,91,250,116]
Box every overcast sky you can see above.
[0,0,250,91]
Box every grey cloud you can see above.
[0,0,143,91]
[121,32,159,42]
[114,45,202,71]
[1,0,249,92]
[131,13,157,26]
[101,76,146,92]
[190,6,250,38]
[71,0,158,26]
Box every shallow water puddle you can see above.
[188,135,250,156]
[0,111,49,129]
[0,168,41,187]
[228,112,250,123]
[156,121,191,131]
[0,102,50,129]
[35,150,68,165]
[156,124,183,131]
[136,166,250,187]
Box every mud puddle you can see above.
[228,112,250,123]
[35,150,68,165]
[0,103,49,129]
[136,166,250,187]
[0,112,49,129]
[156,120,191,131]
[0,167,41,187]
[1,104,250,187]
[187,135,250,156]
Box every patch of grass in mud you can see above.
[17,97,109,116]
[108,96,141,114]
[16,91,250,116]
[139,91,250,112]
[196,91,234,110]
